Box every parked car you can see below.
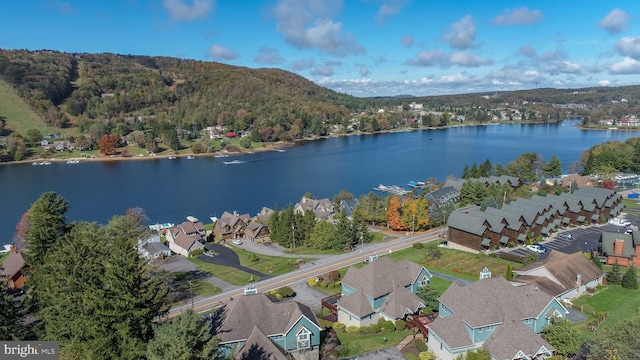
[232,239,242,245]
[558,233,572,240]
[526,243,547,254]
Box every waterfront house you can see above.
[599,231,640,267]
[215,293,321,360]
[511,251,604,300]
[294,197,335,223]
[137,234,172,260]
[214,211,251,240]
[424,186,460,206]
[245,222,270,243]
[337,256,431,327]
[0,246,28,290]
[427,276,564,360]
[340,199,359,219]
[165,221,206,257]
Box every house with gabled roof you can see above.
[294,197,336,223]
[511,250,604,300]
[599,231,640,267]
[215,211,251,240]
[165,221,206,257]
[0,246,28,290]
[427,276,565,360]
[425,186,460,206]
[245,222,270,243]
[215,293,321,360]
[337,256,431,327]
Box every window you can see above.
[297,328,311,350]
[421,276,429,286]
[478,327,483,333]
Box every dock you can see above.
[373,184,411,196]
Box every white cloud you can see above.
[610,57,640,74]
[405,50,491,68]
[599,80,611,86]
[375,0,410,24]
[254,47,284,65]
[615,37,640,60]
[492,7,543,26]
[311,66,334,76]
[360,67,371,77]
[519,45,537,58]
[443,15,476,49]
[448,52,492,67]
[405,50,445,66]
[270,0,365,57]
[205,44,238,60]
[400,35,414,48]
[163,0,214,22]
[544,61,582,75]
[598,9,630,35]
[292,58,316,70]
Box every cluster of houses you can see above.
[446,187,623,251]
[598,115,639,127]
[211,244,605,360]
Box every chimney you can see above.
[576,272,582,286]
[614,239,625,255]
[233,210,238,216]
[9,245,19,254]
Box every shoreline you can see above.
[2,120,637,166]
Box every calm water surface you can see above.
[1,120,638,243]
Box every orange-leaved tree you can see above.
[387,196,405,231]
[99,134,119,155]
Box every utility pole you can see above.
[188,280,194,312]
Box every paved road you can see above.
[168,230,442,318]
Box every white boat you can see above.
[66,159,80,164]
[41,161,51,165]
[214,154,229,158]
[167,156,176,160]
[223,160,245,165]
[274,149,286,153]
[187,155,195,159]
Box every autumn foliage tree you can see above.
[99,134,119,155]
[401,198,430,232]
[387,196,405,231]
[600,179,616,190]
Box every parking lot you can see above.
[501,214,640,259]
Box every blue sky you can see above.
[2,1,640,97]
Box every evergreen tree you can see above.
[332,212,354,250]
[478,159,492,177]
[505,264,513,280]
[25,192,69,268]
[461,165,470,179]
[0,282,25,340]
[607,261,622,285]
[146,310,219,360]
[544,155,562,177]
[590,251,603,270]
[469,164,479,178]
[417,284,442,312]
[621,265,639,289]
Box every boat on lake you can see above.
[223,160,245,165]
[167,156,176,160]
[187,155,195,159]
[407,180,425,188]
[66,159,80,164]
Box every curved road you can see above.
[168,230,442,318]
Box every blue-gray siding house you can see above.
[215,293,321,360]
[337,256,431,327]
[428,276,566,360]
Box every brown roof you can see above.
[1,250,27,278]
[379,284,425,319]
[513,250,604,296]
[427,314,474,349]
[217,294,319,344]
[339,290,375,318]
[510,275,566,297]
[234,326,292,360]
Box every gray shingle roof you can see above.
[217,294,319,344]
[482,319,554,360]
[446,211,486,236]
[341,257,426,300]
[234,326,292,360]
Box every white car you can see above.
[232,239,242,245]
[526,243,547,254]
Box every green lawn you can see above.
[169,271,221,297]
[0,252,8,264]
[622,198,640,209]
[0,79,49,136]
[572,285,640,329]
[187,246,309,286]
[335,329,412,357]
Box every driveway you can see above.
[199,243,273,281]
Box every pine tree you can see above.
[621,265,639,289]
[146,310,218,360]
[25,192,69,268]
[607,261,622,285]
[505,264,513,280]
[0,282,25,340]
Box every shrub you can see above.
[277,286,295,297]
[426,246,442,259]
[189,249,204,257]
[419,351,436,360]
[395,319,406,331]
[347,326,359,334]
[378,319,395,332]
[413,242,424,249]
[415,339,428,352]
[333,322,346,333]
[307,277,318,287]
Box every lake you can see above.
[1,120,638,244]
